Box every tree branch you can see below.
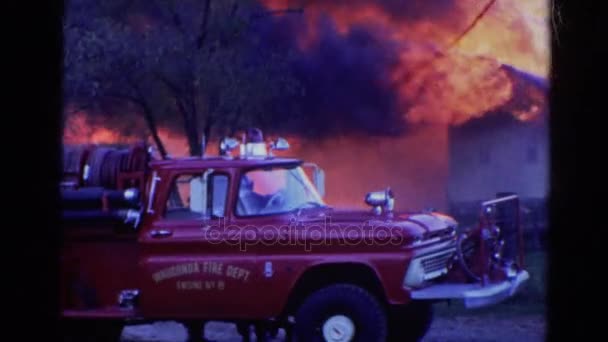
[64,101,94,116]
[153,71,184,98]
[157,75,191,122]
[105,80,169,159]
[154,72,200,155]
[127,81,169,159]
[446,0,496,50]
[249,8,304,21]
[161,0,188,38]
[196,0,212,50]
[393,0,496,86]
[230,1,238,17]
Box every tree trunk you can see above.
[202,119,214,154]
[104,92,169,160]
[156,73,201,157]
[188,104,201,156]
[125,77,169,159]
[175,98,200,156]
[139,100,168,159]
[186,125,201,156]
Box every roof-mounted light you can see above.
[241,141,268,158]
[219,137,239,156]
[268,137,289,156]
[218,128,291,159]
[236,127,265,158]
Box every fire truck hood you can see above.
[298,208,458,238]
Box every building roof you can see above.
[451,64,549,134]
[498,63,549,121]
[500,64,548,92]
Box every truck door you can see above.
[137,169,257,319]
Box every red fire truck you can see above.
[60,130,529,341]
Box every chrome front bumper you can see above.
[409,270,530,308]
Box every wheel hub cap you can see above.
[322,315,355,342]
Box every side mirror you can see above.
[268,137,290,157]
[365,187,395,215]
[271,137,290,151]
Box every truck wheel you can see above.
[293,284,387,342]
[386,301,434,342]
[62,319,123,342]
[236,322,251,341]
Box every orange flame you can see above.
[63,111,190,157]
[398,54,514,125]
[264,0,548,75]
[451,0,549,76]
[262,0,549,124]
[63,113,137,144]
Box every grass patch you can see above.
[434,250,547,317]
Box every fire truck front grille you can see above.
[421,250,455,275]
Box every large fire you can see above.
[264,0,548,75]
[63,0,549,211]
[262,0,549,124]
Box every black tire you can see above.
[293,283,387,342]
[268,324,280,338]
[253,320,280,342]
[236,322,251,341]
[61,319,123,342]
[386,301,434,342]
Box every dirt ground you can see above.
[121,313,545,342]
[422,314,545,342]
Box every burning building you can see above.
[446,65,549,247]
[447,66,549,201]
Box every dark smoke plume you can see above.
[253,0,546,137]
[253,12,407,137]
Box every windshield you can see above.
[236,165,325,216]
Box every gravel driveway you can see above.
[121,314,545,342]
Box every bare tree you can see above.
[64,0,304,156]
